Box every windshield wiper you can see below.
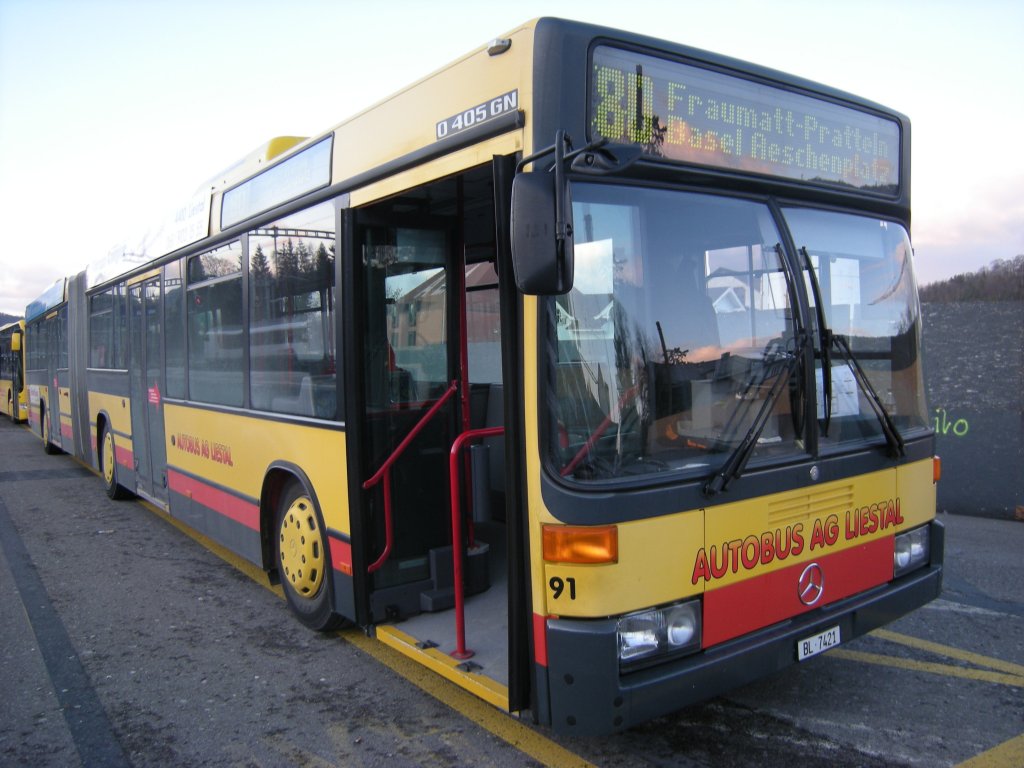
[798,246,904,458]
[830,333,905,457]
[704,340,801,496]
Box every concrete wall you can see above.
[922,301,1024,518]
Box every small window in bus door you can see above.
[363,226,448,409]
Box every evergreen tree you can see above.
[920,255,1024,302]
[251,244,271,279]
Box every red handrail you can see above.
[560,385,638,476]
[448,426,504,660]
[363,380,459,574]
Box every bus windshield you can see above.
[783,207,928,449]
[551,184,804,482]
[549,184,928,483]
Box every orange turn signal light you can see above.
[933,455,942,484]
[542,524,618,564]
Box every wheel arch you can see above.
[96,411,132,500]
[259,462,328,578]
[95,411,110,470]
[39,397,60,454]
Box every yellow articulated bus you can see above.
[25,276,91,456]
[1,319,28,422]
[25,18,942,734]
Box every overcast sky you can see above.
[1,0,1021,315]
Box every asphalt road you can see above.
[1,417,1022,767]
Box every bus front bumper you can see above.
[543,520,944,735]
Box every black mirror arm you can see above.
[516,134,617,174]
[515,132,573,174]
[553,130,571,248]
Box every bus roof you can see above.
[25,278,68,321]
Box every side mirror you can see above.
[10,332,21,353]
[510,172,573,295]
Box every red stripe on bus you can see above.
[115,444,133,469]
[702,536,894,648]
[533,613,549,667]
[328,537,352,575]
[166,469,260,532]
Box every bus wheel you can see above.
[42,406,59,455]
[275,481,341,631]
[101,425,130,500]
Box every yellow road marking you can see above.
[835,631,1024,768]
[871,628,1024,679]
[955,732,1024,768]
[343,628,597,768]
[830,649,1024,687]
[136,498,596,768]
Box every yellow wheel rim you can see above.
[279,496,325,597]
[103,431,115,486]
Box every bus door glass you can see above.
[13,329,24,414]
[359,214,455,602]
[129,276,167,502]
[355,164,513,700]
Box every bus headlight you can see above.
[894,526,930,577]
[617,599,701,667]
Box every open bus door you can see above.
[345,159,528,713]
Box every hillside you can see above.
[0,311,22,326]
[920,255,1024,303]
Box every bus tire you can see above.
[41,405,59,455]
[275,480,342,632]
[101,424,130,500]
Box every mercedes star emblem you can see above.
[798,562,825,606]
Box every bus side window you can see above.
[248,204,337,419]
[187,243,244,407]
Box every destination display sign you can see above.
[589,46,901,193]
[221,137,332,228]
